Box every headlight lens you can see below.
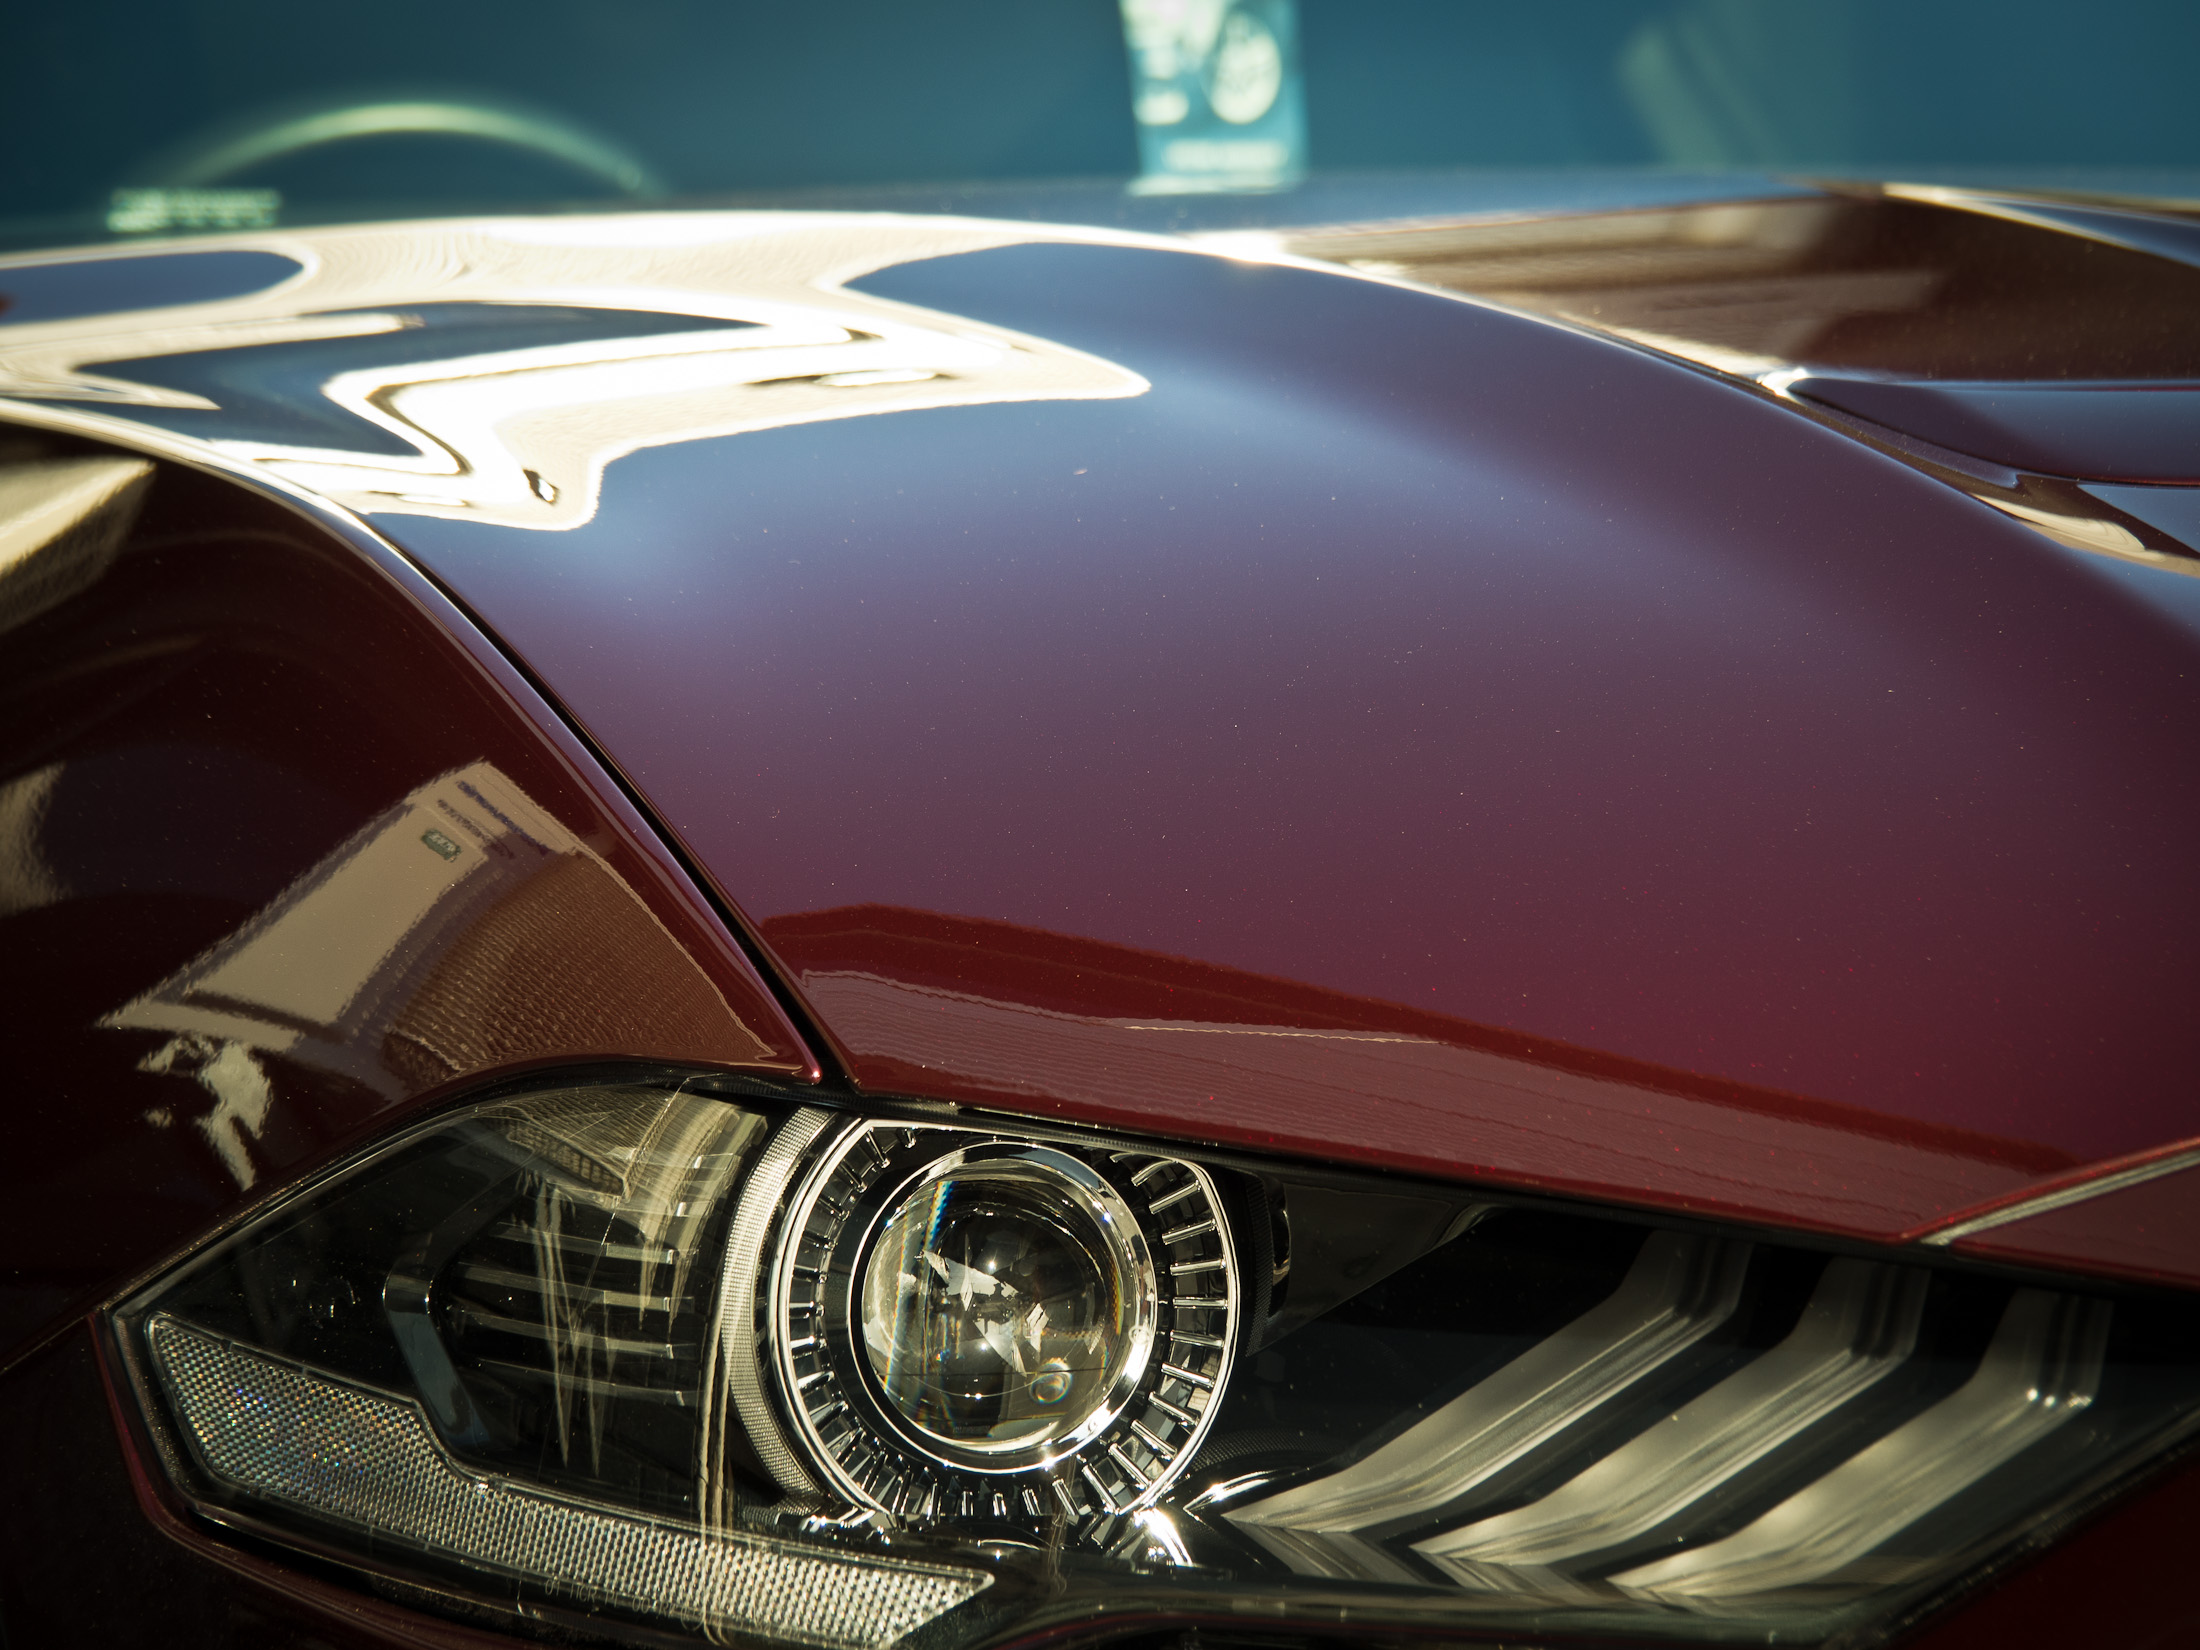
[111,1074,2200,1650]
[858,1150,1147,1455]
[773,1123,1232,1520]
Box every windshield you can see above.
[7,0,2199,250]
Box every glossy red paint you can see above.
[766,904,2075,1238]
[1,200,2194,1650]
[0,453,812,1368]
[381,239,2200,1239]
[1948,1162,2200,1289]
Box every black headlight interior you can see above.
[111,1075,2200,1649]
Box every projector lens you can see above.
[860,1156,1141,1455]
[774,1125,1230,1518]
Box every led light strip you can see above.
[1418,1259,1929,1578]
[1226,1231,2121,1609]
[1613,1289,2111,1602]
[1228,1231,1751,1581]
[148,1315,988,1650]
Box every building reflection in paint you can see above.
[107,760,775,1187]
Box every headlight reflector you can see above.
[773,1123,1235,1519]
[108,1073,2200,1650]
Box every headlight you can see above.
[775,1124,1231,1521]
[111,1073,2200,1649]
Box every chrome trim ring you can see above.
[770,1122,1237,1526]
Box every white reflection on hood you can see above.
[0,213,1152,530]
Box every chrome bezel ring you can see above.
[768,1121,1238,1526]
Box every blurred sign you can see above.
[108,188,281,234]
[1121,0,1305,192]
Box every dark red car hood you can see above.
[6,201,2200,1251]
[389,230,2200,1246]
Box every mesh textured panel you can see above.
[149,1316,988,1650]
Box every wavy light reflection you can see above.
[0,215,1151,529]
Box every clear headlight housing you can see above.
[111,1074,2200,1649]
